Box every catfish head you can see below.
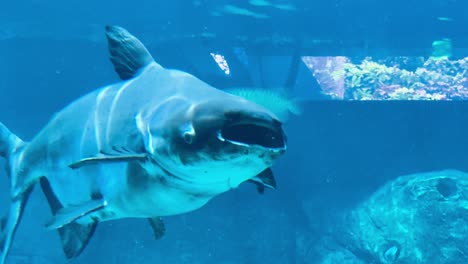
[104,25,286,193]
[137,88,287,192]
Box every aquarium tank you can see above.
[1,0,467,263]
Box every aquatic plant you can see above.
[304,56,468,100]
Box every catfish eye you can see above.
[181,124,195,145]
[183,131,194,144]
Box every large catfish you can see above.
[0,26,286,263]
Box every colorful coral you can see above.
[303,56,468,100]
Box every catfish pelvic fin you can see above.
[45,199,107,230]
[40,178,98,259]
[105,25,158,80]
[60,222,98,259]
[148,217,165,240]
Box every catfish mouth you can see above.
[218,120,286,150]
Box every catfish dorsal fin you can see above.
[105,25,160,80]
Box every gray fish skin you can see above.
[26,64,281,218]
[0,26,286,263]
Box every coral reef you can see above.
[303,56,468,100]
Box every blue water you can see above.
[1,1,468,263]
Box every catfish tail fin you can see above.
[0,122,23,177]
[0,187,33,264]
[0,122,32,264]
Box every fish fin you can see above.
[247,168,277,194]
[59,222,98,259]
[39,177,62,213]
[0,122,23,163]
[69,153,147,169]
[40,178,98,259]
[105,25,159,80]
[45,199,107,230]
[148,217,165,240]
[0,187,33,264]
[0,122,31,199]
[248,179,265,194]
[0,122,33,264]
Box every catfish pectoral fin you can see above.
[68,154,147,169]
[247,168,277,194]
[255,167,277,189]
[46,199,107,229]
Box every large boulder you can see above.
[321,170,468,263]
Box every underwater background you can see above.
[1,0,468,263]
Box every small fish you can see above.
[431,38,452,60]
[249,0,297,11]
[437,17,453,22]
[0,25,286,263]
[221,5,269,19]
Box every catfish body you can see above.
[0,26,286,263]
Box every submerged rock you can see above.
[322,170,468,263]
